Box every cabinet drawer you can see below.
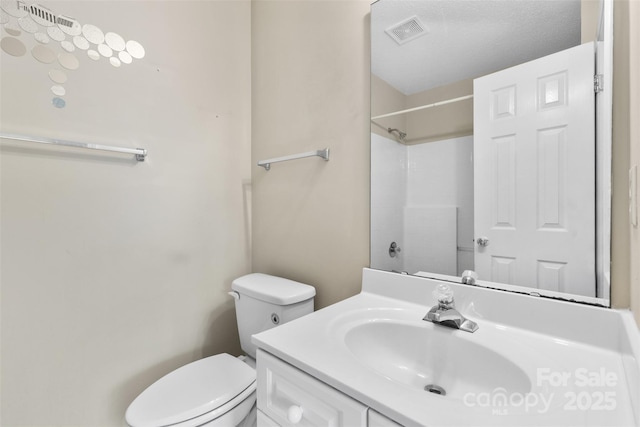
[257,349,367,427]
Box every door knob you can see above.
[389,241,401,257]
[476,237,489,247]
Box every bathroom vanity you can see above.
[252,269,640,427]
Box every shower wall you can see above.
[371,134,474,275]
[370,133,405,272]
[0,2,251,425]
[407,136,474,275]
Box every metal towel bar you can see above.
[258,148,329,171]
[0,132,147,161]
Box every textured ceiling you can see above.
[372,0,582,95]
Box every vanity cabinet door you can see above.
[257,349,367,427]
[257,409,281,427]
[368,409,403,427]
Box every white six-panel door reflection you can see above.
[473,42,596,297]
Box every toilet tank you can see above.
[231,273,315,359]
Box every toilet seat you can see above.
[126,353,256,427]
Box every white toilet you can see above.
[125,273,315,427]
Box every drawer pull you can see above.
[287,405,304,424]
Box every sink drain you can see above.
[424,384,446,396]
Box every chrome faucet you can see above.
[423,283,478,333]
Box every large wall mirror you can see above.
[370,0,613,305]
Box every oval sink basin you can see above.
[344,320,531,399]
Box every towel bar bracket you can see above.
[135,150,147,162]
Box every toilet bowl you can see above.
[126,354,256,427]
[125,274,315,427]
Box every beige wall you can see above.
[251,0,371,310]
[629,0,640,325]
[611,0,631,308]
[0,1,251,425]
[582,0,601,42]
[404,79,473,144]
[371,75,406,140]
[371,76,473,144]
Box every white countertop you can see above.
[252,269,640,427]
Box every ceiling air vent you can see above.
[385,15,427,45]
[29,4,56,25]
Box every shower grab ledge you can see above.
[0,132,147,162]
[258,148,329,171]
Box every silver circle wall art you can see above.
[1,36,26,56]
[0,1,147,108]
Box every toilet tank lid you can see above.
[232,273,315,305]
